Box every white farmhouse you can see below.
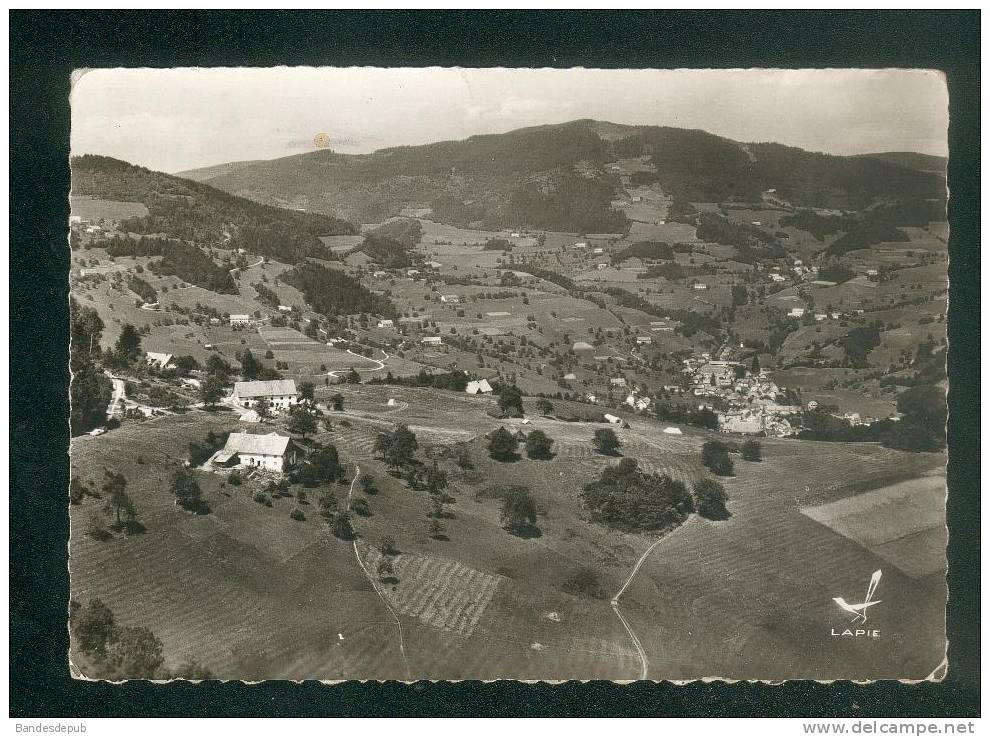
[230,379,298,411]
[229,314,251,326]
[788,307,806,318]
[145,352,175,369]
[212,432,299,473]
[421,336,443,346]
[377,319,394,328]
[465,379,494,395]
[440,294,460,304]
[604,413,622,425]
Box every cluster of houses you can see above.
[681,356,800,437]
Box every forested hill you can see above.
[612,129,946,210]
[855,151,948,175]
[196,119,946,228]
[71,155,358,263]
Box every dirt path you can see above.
[327,349,390,379]
[347,465,411,679]
[610,519,696,681]
[106,374,126,417]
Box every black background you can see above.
[9,10,980,718]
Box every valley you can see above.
[67,119,948,681]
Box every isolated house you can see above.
[212,432,299,473]
[465,379,494,395]
[788,307,806,318]
[604,414,622,425]
[229,314,251,326]
[421,336,443,346]
[440,294,460,304]
[145,352,175,369]
[278,305,293,312]
[230,379,298,411]
[636,335,652,345]
[610,377,627,387]
[377,319,395,328]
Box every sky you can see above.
[70,67,949,174]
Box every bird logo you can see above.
[833,569,883,623]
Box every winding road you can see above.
[327,349,390,379]
[610,533,671,680]
[346,466,411,679]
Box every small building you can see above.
[663,427,683,435]
[572,341,594,352]
[212,432,299,473]
[593,247,605,254]
[421,336,443,346]
[636,335,652,345]
[230,380,298,411]
[407,269,420,277]
[377,319,394,328]
[563,373,577,381]
[610,377,627,387]
[145,352,175,369]
[278,305,293,312]
[465,379,494,395]
[440,294,460,304]
[693,283,708,290]
[814,313,827,322]
[788,307,806,318]
[573,242,587,249]
[769,273,786,283]
[597,263,608,270]
[604,413,622,425]
[230,314,251,326]
[427,261,443,269]
[373,270,388,278]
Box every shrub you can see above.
[592,428,621,456]
[351,498,371,517]
[228,472,242,486]
[499,486,539,536]
[69,478,87,505]
[582,458,692,532]
[740,440,762,462]
[487,427,519,461]
[701,440,734,476]
[359,475,377,495]
[318,491,338,518]
[253,491,272,507]
[289,507,306,521]
[525,430,555,460]
[691,478,730,520]
[331,511,355,539]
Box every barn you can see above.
[212,432,299,473]
[230,380,298,411]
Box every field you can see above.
[71,195,149,221]
[801,474,946,579]
[70,387,947,680]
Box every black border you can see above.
[10,10,980,718]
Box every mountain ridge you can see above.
[189,119,946,229]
